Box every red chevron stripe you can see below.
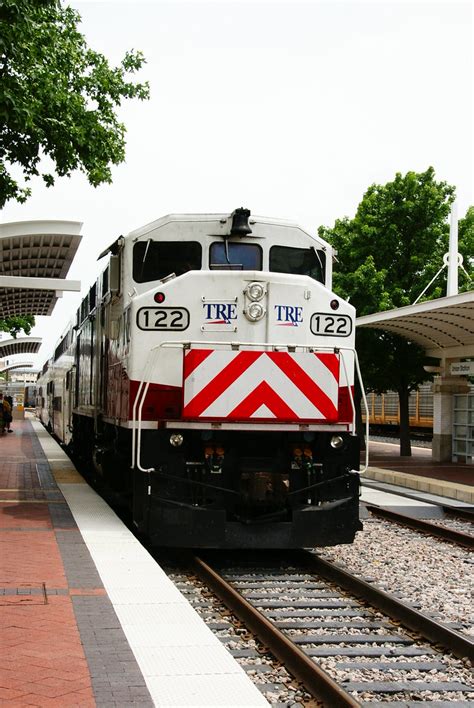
[266,351,338,421]
[228,380,297,419]
[316,352,339,381]
[184,348,214,379]
[183,350,262,417]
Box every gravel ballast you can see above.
[315,518,474,637]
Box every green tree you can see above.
[0,315,35,338]
[458,206,474,291]
[319,167,456,455]
[0,0,150,207]
[0,0,149,336]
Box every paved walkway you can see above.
[365,440,474,504]
[0,419,153,706]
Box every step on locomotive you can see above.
[37,208,364,548]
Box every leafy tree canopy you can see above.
[458,206,474,290]
[0,0,150,207]
[319,168,459,454]
[319,167,456,315]
[0,315,35,338]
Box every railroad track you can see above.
[191,550,474,706]
[365,503,474,549]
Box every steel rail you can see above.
[365,504,474,550]
[443,506,474,523]
[296,550,474,663]
[192,554,360,708]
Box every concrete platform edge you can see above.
[365,466,474,504]
[29,419,269,707]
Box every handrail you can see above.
[353,349,370,474]
[131,340,367,473]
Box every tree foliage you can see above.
[458,206,474,290]
[0,0,150,207]
[320,167,456,312]
[319,167,457,455]
[0,315,35,338]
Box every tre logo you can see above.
[274,305,303,326]
[203,303,237,324]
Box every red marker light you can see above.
[330,299,339,310]
[154,292,165,304]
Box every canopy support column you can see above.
[432,366,470,462]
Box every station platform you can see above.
[1,422,472,707]
[0,418,268,707]
[363,439,474,505]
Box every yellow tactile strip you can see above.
[52,469,86,484]
[365,467,474,504]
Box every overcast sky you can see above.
[1,0,472,368]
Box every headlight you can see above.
[246,302,266,321]
[330,435,344,449]
[246,281,266,301]
[170,433,184,447]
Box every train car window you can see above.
[270,246,326,283]
[89,283,97,311]
[102,266,109,295]
[133,241,202,283]
[210,242,262,270]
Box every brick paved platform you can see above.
[0,419,153,707]
[0,418,269,708]
[365,440,474,504]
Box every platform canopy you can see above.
[0,362,34,374]
[0,337,42,357]
[357,291,474,359]
[0,220,82,317]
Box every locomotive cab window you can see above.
[210,242,262,270]
[270,246,325,284]
[133,241,202,283]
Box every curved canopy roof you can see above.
[0,220,82,317]
[0,337,42,357]
[0,363,34,374]
[357,291,474,359]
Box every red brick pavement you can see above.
[0,421,96,706]
[368,439,474,486]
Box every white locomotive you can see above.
[37,208,363,547]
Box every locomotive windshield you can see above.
[133,241,202,282]
[210,242,262,270]
[270,245,325,284]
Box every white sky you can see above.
[1,0,472,368]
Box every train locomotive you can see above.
[37,208,363,548]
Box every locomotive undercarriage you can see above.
[133,427,361,548]
[70,414,361,548]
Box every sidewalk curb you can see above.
[365,466,474,504]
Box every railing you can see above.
[363,386,434,429]
[131,341,369,475]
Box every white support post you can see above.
[447,203,459,297]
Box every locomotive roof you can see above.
[127,212,330,248]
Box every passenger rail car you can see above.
[37,209,363,548]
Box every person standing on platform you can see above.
[6,396,13,432]
[2,394,13,433]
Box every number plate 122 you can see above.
[310,313,352,337]
[136,307,190,331]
